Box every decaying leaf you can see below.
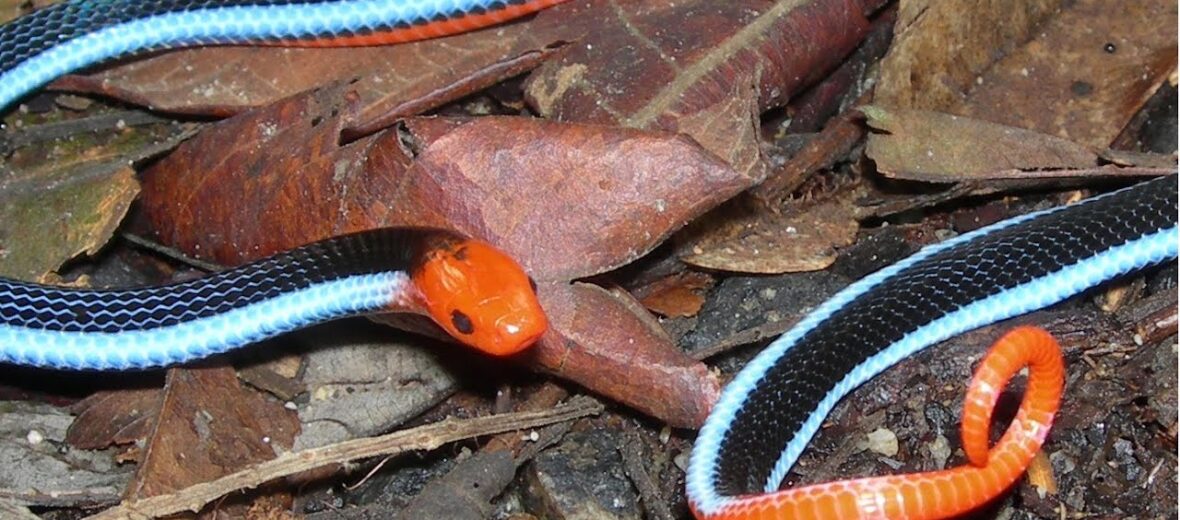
[683,195,860,274]
[0,165,137,281]
[291,324,460,451]
[876,0,1175,149]
[0,108,198,282]
[861,106,1100,181]
[126,367,298,501]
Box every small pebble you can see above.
[867,427,899,457]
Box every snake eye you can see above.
[450,310,474,335]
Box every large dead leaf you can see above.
[524,0,881,179]
[876,0,1175,149]
[138,82,748,281]
[136,83,743,427]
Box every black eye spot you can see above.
[528,276,538,293]
[451,310,474,335]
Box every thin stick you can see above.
[86,397,603,520]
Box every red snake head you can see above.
[412,238,547,356]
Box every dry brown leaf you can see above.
[683,195,860,274]
[66,388,163,453]
[127,367,298,500]
[634,272,715,318]
[861,106,1100,181]
[876,0,1175,149]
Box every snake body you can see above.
[687,176,1178,517]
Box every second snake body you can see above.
[687,176,1178,517]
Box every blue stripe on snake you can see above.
[0,228,447,370]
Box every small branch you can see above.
[85,397,603,520]
[5,110,172,149]
[119,232,223,272]
[620,433,676,520]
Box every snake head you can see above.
[412,238,547,355]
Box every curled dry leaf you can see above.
[524,0,880,179]
[861,106,1100,181]
[136,83,744,427]
[50,11,569,135]
[876,0,1175,150]
[633,271,715,318]
[528,282,720,428]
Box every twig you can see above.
[119,232,223,272]
[691,315,800,360]
[4,110,173,149]
[85,396,603,520]
[619,433,676,520]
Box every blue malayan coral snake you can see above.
[0,2,1176,518]
[0,228,548,369]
